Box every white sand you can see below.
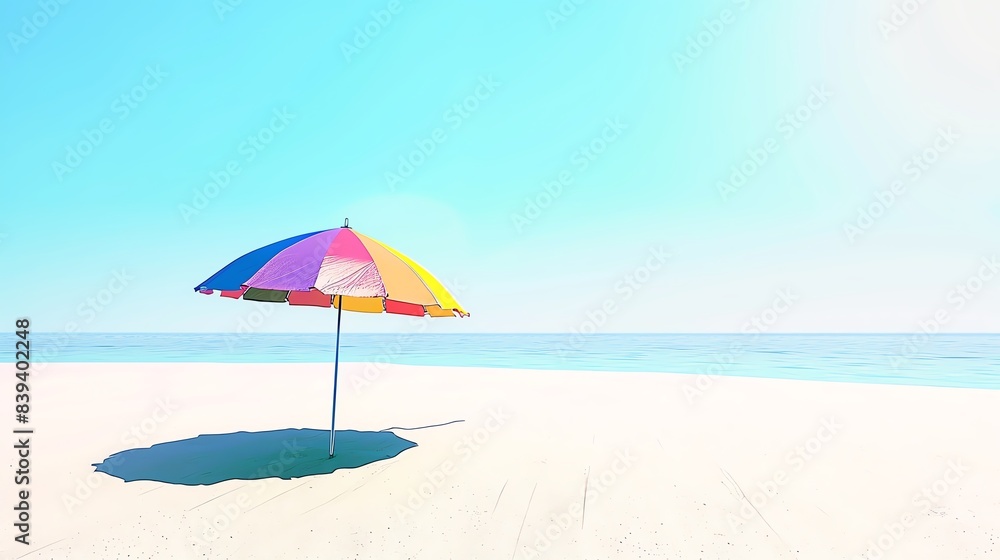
[3,363,999,559]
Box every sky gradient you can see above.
[1,0,998,333]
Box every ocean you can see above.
[4,333,999,391]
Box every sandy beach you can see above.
[4,362,999,559]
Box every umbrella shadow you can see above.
[93,428,417,486]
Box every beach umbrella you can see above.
[193,219,468,457]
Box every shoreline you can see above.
[23,360,1000,393]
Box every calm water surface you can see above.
[3,333,998,390]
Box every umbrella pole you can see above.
[329,296,343,458]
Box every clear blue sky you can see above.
[1,1,998,333]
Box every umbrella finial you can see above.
[343,218,350,229]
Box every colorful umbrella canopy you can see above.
[194,219,468,456]
[194,220,468,318]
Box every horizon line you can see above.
[12,332,1000,336]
